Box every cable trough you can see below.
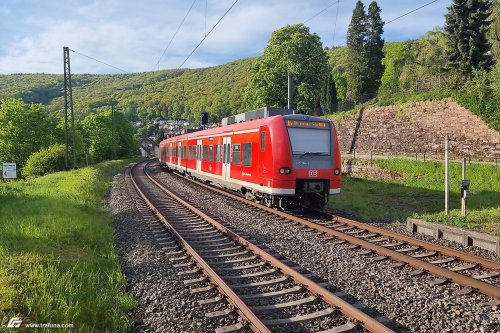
[130,161,394,333]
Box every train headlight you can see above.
[279,167,292,175]
[334,168,340,175]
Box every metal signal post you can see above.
[63,46,77,169]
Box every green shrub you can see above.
[22,144,66,177]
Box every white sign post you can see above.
[2,163,17,179]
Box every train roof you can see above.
[160,113,331,144]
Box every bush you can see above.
[22,144,66,177]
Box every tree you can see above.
[445,0,495,77]
[0,99,60,169]
[346,1,368,102]
[81,109,136,163]
[486,0,499,62]
[245,24,329,113]
[366,1,385,96]
[378,42,412,97]
[320,72,338,113]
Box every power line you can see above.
[178,0,240,69]
[298,0,442,67]
[386,0,439,25]
[154,0,198,70]
[69,49,130,74]
[332,0,341,47]
[304,0,342,24]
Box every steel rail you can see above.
[130,162,271,333]
[325,214,500,271]
[143,163,395,333]
[166,170,500,299]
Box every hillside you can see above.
[0,57,255,124]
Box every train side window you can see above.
[203,145,207,161]
[216,144,221,163]
[233,144,241,165]
[208,145,214,162]
[223,144,227,164]
[243,143,252,166]
[261,131,266,152]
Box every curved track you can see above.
[130,161,394,333]
[156,163,500,299]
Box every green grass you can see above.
[329,158,500,236]
[0,160,137,332]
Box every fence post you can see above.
[353,148,356,160]
[468,156,471,165]
[445,135,450,216]
[415,152,418,161]
[370,150,373,161]
[424,153,426,162]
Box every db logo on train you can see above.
[309,170,318,177]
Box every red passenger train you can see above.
[158,110,341,209]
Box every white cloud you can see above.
[0,0,451,74]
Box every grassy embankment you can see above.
[0,160,136,332]
[329,158,500,236]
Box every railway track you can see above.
[129,161,395,333]
[151,163,500,300]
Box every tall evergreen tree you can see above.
[346,1,368,102]
[366,1,385,96]
[320,73,338,113]
[445,0,495,77]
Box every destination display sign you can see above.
[286,120,329,129]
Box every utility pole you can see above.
[112,104,115,159]
[63,46,77,169]
[63,47,70,169]
[445,134,450,215]
[287,72,294,113]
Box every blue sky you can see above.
[0,0,450,74]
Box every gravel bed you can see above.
[152,167,500,333]
[110,171,242,332]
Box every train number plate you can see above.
[309,170,318,177]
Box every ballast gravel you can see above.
[110,171,239,333]
[150,167,500,333]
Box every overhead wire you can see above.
[154,0,198,71]
[178,0,240,69]
[69,48,130,74]
[385,0,439,25]
[296,0,443,67]
[331,0,341,47]
[304,0,342,24]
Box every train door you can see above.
[196,139,202,173]
[177,142,182,167]
[222,137,231,180]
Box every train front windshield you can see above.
[286,120,331,156]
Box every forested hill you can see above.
[0,57,255,124]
